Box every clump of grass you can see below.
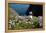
[32,16,39,28]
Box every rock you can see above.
[38,16,43,28]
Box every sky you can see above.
[9,3,31,16]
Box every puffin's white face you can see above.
[29,11,32,14]
[29,11,32,19]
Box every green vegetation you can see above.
[14,16,39,30]
[32,16,39,28]
[8,15,39,30]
